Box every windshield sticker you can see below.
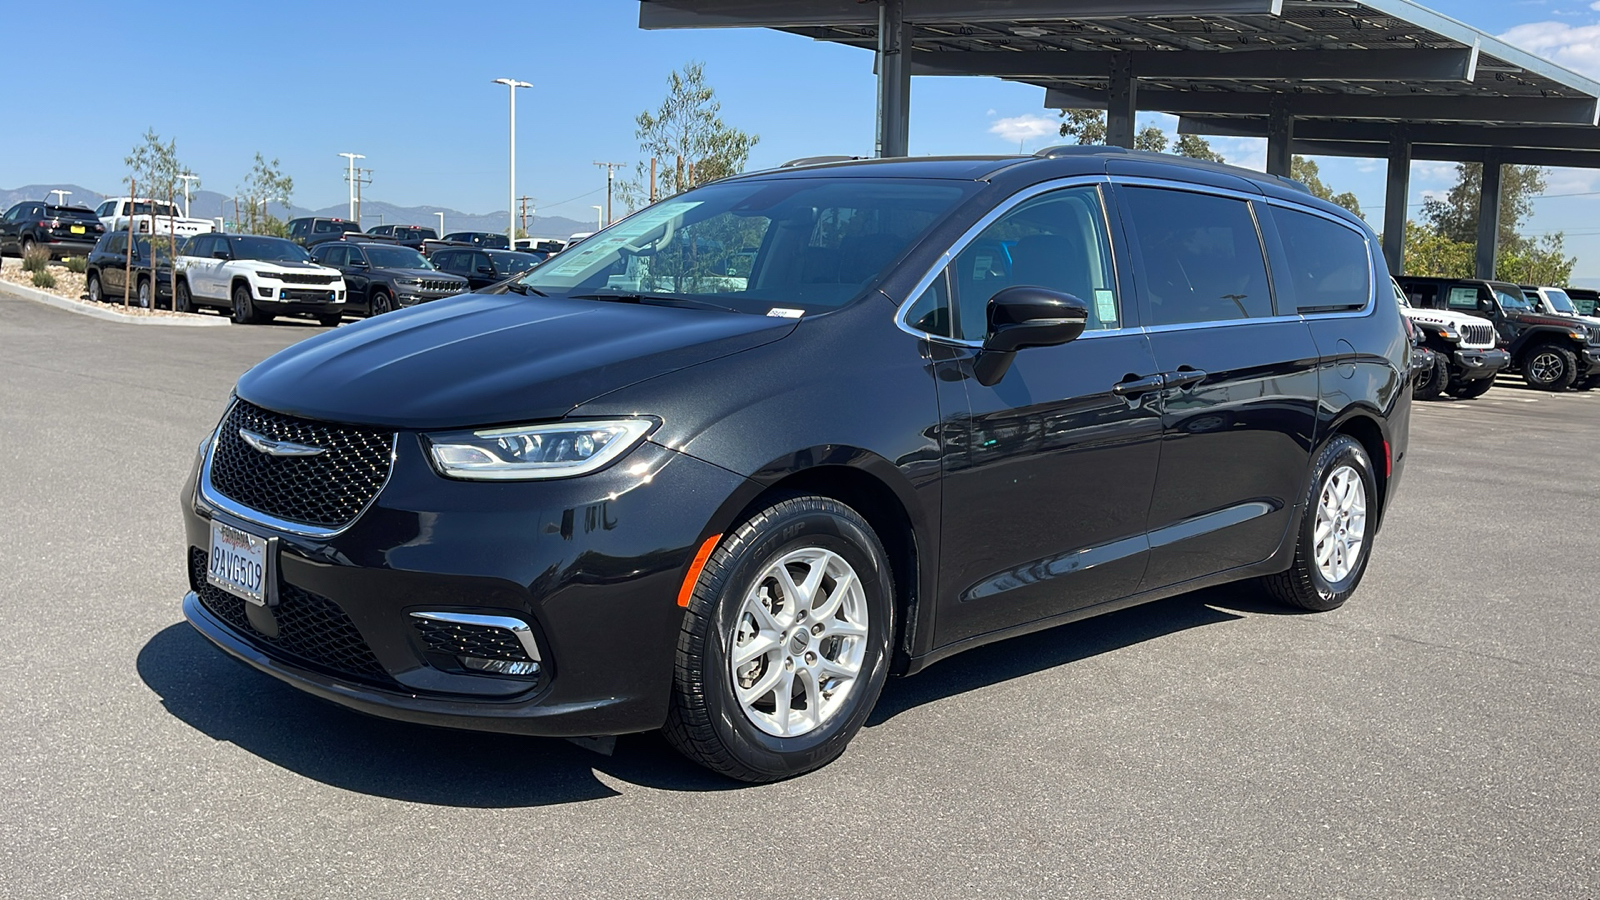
[1093,289,1117,324]
[766,307,804,318]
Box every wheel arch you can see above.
[1326,408,1390,526]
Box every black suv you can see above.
[309,241,468,316]
[286,217,364,248]
[0,201,105,258]
[366,224,438,250]
[428,247,544,290]
[84,232,179,308]
[180,149,1409,783]
[438,231,510,250]
[1397,276,1600,390]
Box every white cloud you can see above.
[1499,20,1600,77]
[988,113,1059,144]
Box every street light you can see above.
[492,77,532,247]
[177,174,200,218]
[48,190,71,206]
[338,152,365,222]
[591,205,604,232]
[435,211,445,237]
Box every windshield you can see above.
[1390,280,1410,308]
[1494,287,1532,311]
[364,245,432,269]
[131,201,181,217]
[1542,288,1577,314]
[231,236,310,262]
[1575,296,1598,316]
[518,178,974,314]
[486,250,543,276]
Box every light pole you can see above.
[338,152,365,222]
[48,190,71,206]
[435,211,445,237]
[492,77,532,246]
[591,205,604,232]
[177,174,200,217]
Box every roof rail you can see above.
[779,155,864,168]
[1032,145,1130,159]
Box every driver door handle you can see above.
[1112,374,1166,397]
[1165,368,1207,389]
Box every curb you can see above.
[0,278,231,327]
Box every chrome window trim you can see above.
[1108,175,1263,205]
[894,175,1115,348]
[195,399,401,539]
[408,611,543,661]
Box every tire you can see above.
[317,314,343,327]
[86,273,102,303]
[136,278,151,309]
[1412,350,1449,401]
[1260,434,1377,612]
[21,237,36,258]
[1520,344,1579,391]
[369,290,394,317]
[231,282,264,325]
[1448,376,1494,399]
[176,279,193,314]
[1574,374,1600,392]
[664,494,894,783]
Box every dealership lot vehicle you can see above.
[175,233,347,324]
[286,217,364,248]
[438,230,511,250]
[1392,278,1506,399]
[1399,276,1600,391]
[428,247,544,289]
[96,197,215,238]
[178,150,1409,782]
[367,224,438,249]
[0,200,105,258]
[84,232,180,308]
[309,241,467,316]
[1565,286,1598,316]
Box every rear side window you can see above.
[1121,187,1273,325]
[1273,207,1371,312]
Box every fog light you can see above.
[460,657,540,676]
[259,286,272,297]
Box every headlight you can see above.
[426,419,654,480]
[395,277,419,286]
[255,271,280,280]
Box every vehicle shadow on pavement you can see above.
[136,623,743,805]
[867,585,1278,726]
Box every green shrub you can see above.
[21,246,49,273]
[31,269,56,289]
[64,256,86,274]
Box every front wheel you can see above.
[317,314,343,327]
[1260,435,1377,612]
[1448,376,1495,399]
[370,290,394,316]
[1521,344,1578,391]
[1412,350,1449,401]
[231,283,263,325]
[664,494,894,783]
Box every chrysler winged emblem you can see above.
[239,429,326,458]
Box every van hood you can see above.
[235,293,798,430]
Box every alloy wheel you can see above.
[728,547,869,738]
[1529,351,1565,384]
[88,275,101,302]
[138,280,150,309]
[1313,464,1367,583]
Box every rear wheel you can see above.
[664,494,894,783]
[21,237,36,257]
[1448,376,1495,399]
[87,273,102,303]
[1260,435,1377,612]
[1521,344,1578,391]
[175,279,193,313]
[136,278,151,309]
[1412,350,1449,400]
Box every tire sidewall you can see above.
[232,284,252,324]
[1301,437,1377,606]
[87,273,101,302]
[137,278,150,309]
[695,504,893,777]
[372,291,392,316]
[1523,344,1575,389]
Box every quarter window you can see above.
[1122,187,1274,325]
[948,185,1120,342]
[1273,207,1371,312]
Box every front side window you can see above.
[1122,186,1274,325]
[96,201,115,218]
[946,185,1120,342]
[1274,207,1370,312]
[1493,286,1532,311]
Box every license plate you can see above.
[70,225,85,234]
[207,521,270,607]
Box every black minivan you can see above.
[181,149,1410,782]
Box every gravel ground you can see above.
[0,257,212,319]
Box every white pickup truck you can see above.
[96,197,215,238]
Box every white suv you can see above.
[176,233,347,325]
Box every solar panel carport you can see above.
[639,0,1600,278]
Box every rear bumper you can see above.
[1452,348,1509,381]
[38,238,98,257]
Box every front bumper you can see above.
[182,431,748,737]
[1582,347,1600,376]
[1451,347,1509,381]
[394,287,466,307]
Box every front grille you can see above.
[418,280,462,293]
[1460,322,1496,348]
[1589,329,1600,348]
[276,273,337,285]
[208,399,394,529]
[190,548,393,685]
[415,619,535,663]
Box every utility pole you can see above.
[353,167,373,228]
[338,152,365,221]
[177,174,200,217]
[593,161,624,227]
[493,77,533,247]
[649,157,657,204]
[517,196,536,237]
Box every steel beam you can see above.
[1291,138,1600,169]
[1266,96,1293,176]
[913,47,1478,82]
[877,0,912,157]
[1476,152,1501,281]
[1106,53,1137,150]
[639,0,1285,29]
[1046,87,1599,126]
[1180,116,1600,151]
[1382,134,1410,277]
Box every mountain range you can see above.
[0,184,591,239]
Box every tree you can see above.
[1174,134,1225,163]
[1290,156,1362,218]
[1422,163,1544,249]
[238,153,294,236]
[1056,110,1224,161]
[124,130,196,307]
[1404,162,1575,282]
[617,62,759,211]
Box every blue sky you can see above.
[6,1,1600,273]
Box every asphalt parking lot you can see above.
[2,294,1596,899]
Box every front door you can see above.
[931,183,1163,647]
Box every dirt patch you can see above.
[0,257,219,320]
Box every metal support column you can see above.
[1475,152,1503,280]
[875,0,911,158]
[1382,132,1411,277]
[1266,96,1294,177]
[1106,52,1136,149]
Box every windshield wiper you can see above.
[505,282,548,297]
[567,291,741,314]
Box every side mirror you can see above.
[476,266,494,275]
[211,250,230,260]
[1477,298,1493,312]
[974,286,1089,386]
